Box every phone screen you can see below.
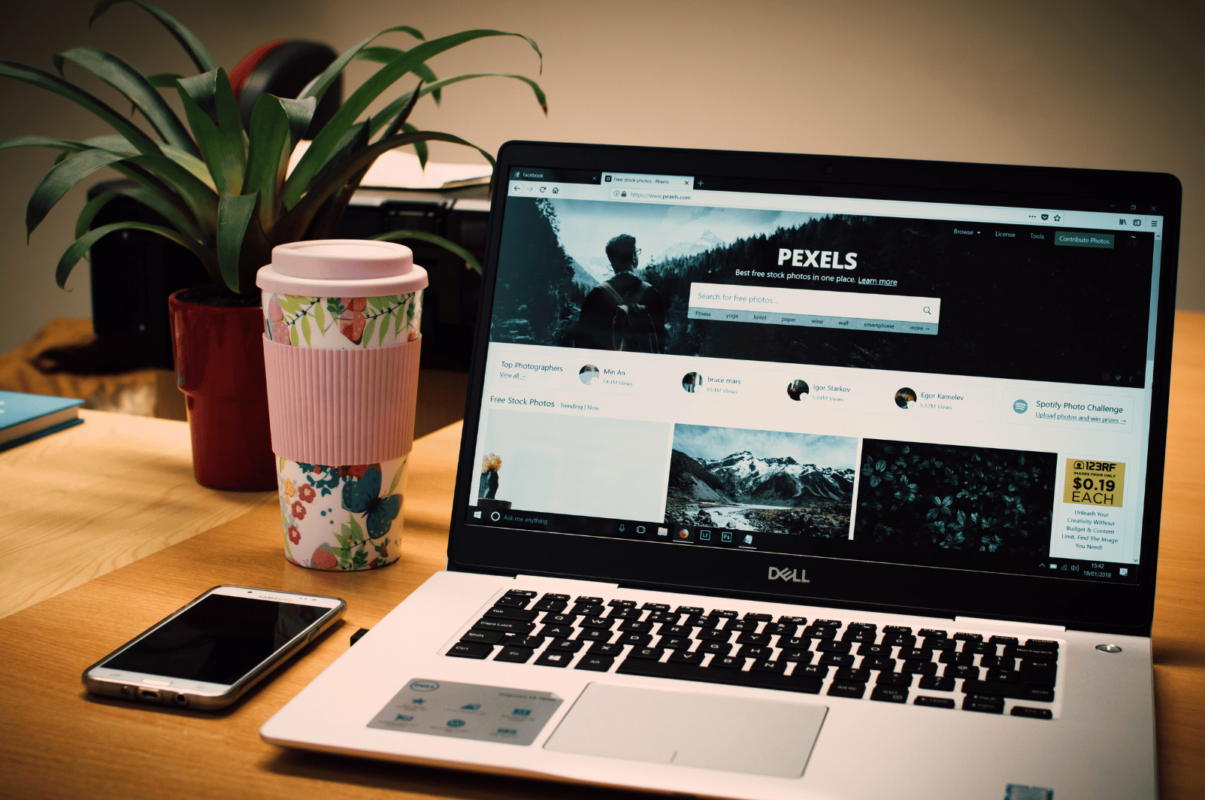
[104,594,326,685]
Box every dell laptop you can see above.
[263,142,1180,800]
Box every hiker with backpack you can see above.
[575,234,668,353]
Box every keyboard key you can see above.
[979,655,1016,671]
[963,641,996,655]
[901,660,937,675]
[696,641,733,657]
[471,619,535,635]
[858,643,893,658]
[1004,645,1060,661]
[589,642,624,657]
[870,686,908,704]
[918,628,948,639]
[962,694,1005,714]
[726,619,759,632]
[495,646,535,663]
[668,650,706,666]
[1025,639,1060,651]
[677,606,705,615]
[708,656,746,670]
[447,642,494,659]
[952,632,983,641]
[547,638,584,653]
[697,629,731,642]
[538,624,574,639]
[535,650,573,668]
[921,638,956,652]
[915,695,956,709]
[494,595,531,608]
[617,632,653,647]
[765,622,797,637]
[939,651,973,666]
[944,664,980,681]
[793,664,830,680]
[647,610,678,623]
[827,681,866,699]
[616,655,821,694]
[1022,661,1058,687]
[884,625,912,635]
[918,675,956,692]
[777,615,808,625]
[696,616,723,629]
[543,613,577,626]
[778,636,811,649]
[835,668,871,683]
[576,628,613,643]
[1011,706,1054,719]
[815,640,852,654]
[709,609,738,619]
[641,602,670,612]
[986,668,1022,683]
[881,634,916,648]
[739,645,775,660]
[779,649,814,664]
[859,656,896,672]
[744,613,773,623]
[817,653,855,667]
[571,603,604,616]
[876,672,913,687]
[841,629,877,643]
[576,596,604,604]
[813,619,842,627]
[989,635,1019,646]
[580,616,615,630]
[659,624,695,637]
[751,659,787,674]
[961,680,1055,702]
[606,599,636,608]
[502,635,545,649]
[607,607,642,620]
[627,647,664,661]
[459,629,505,645]
[618,620,654,633]
[658,636,693,650]
[898,648,930,661]
[801,626,837,639]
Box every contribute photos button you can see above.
[1055,231,1114,249]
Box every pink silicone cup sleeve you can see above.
[262,336,421,466]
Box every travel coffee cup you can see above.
[257,240,427,570]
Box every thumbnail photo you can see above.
[853,439,1056,556]
[682,372,703,393]
[664,424,857,538]
[787,379,809,401]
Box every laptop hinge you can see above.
[955,616,1066,633]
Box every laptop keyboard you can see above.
[444,590,1060,718]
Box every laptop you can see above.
[262,142,1181,800]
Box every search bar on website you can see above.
[687,283,942,335]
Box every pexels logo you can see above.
[768,567,810,583]
[777,249,857,270]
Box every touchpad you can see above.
[543,684,826,778]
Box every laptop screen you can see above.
[454,145,1176,625]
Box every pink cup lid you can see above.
[256,239,428,297]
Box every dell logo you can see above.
[768,567,810,583]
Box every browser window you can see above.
[468,167,1163,586]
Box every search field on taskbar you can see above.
[687,284,942,335]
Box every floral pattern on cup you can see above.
[277,455,408,571]
[263,291,422,349]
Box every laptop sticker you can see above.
[368,679,563,746]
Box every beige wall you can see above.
[1,0,1202,354]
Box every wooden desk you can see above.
[1,312,1202,799]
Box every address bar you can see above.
[689,283,941,323]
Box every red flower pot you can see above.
[169,287,275,490]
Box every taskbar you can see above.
[463,503,1140,585]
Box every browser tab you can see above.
[603,173,694,189]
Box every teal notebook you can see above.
[0,390,84,452]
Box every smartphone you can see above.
[83,585,346,710]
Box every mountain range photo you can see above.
[665,425,857,538]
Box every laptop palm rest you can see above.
[543,684,827,778]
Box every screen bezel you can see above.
[448,141,1181,637]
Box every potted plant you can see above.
[0,0,545,490]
